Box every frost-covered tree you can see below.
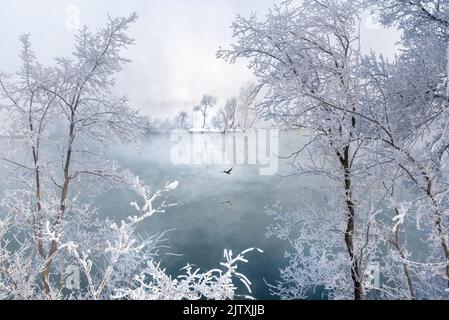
[0,14,257,300]
[37,14,146,294]
[237,82,258,130]
[0,12,146,297]
[359,0,449,295]
[211,83,258,131]
[114,247,263,300]
[174,111,191,130]
[212,98,239,131]
[219,0,377,299]
[219,0,449,300]
[193,94,217,129]
[0,174,259,299]
[0,33,59,266]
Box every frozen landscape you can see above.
[1,0,449,301]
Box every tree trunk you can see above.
[435,214,449,287]
[32,145,46,258]
[427,182,449,288]
[28,108,46,259]
[388,141,449,289]
[392,210,416,300]
[433,211,449,287]
[34,167,46,258]
[339,145,363,300]
[400,251,416,300]
[42,119,74,296]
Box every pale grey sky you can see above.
[0,0,400,117]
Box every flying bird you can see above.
[221,200,233,206]
[222,167,233,175]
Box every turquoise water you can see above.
[99,131,324,299]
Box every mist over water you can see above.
[0,130,428,299]
[100,130,325,299]
[0,130,326,299]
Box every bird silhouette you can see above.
[221,200,233,206]
[222,167,233,175]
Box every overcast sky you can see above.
[0,0,400,117]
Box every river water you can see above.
[98,130,326,299]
